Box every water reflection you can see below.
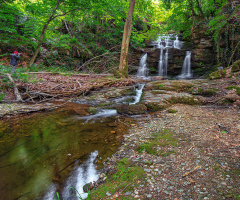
[0,107,130,200]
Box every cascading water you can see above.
[61,151,99,200]
[129,83,145,105]
[158,47,164,76]
[177,51,192,79]
[137,53,148,77]
[163,49,168,77]
[174,36,180,49]
[157,35,169,77]
[165,35,170,48]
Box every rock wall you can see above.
[132,31,216,77]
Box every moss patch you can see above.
[89,158,145,199]
[166,96,199,105]
[168,109,178,113]
[137,129,178,156]
[231,60,240,73]
[145,102,168,112]
[209,69,226,80]
[196,88,219,97]
[155,82,194,92]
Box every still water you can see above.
[0,105,131,199]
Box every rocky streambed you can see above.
[1,74,240,199]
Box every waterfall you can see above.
[137,53,148,77]
[158,47,164,76]
[177,51,192,79]
[174,36,180,49]
[163,49,168,77]
[165,35,170,48]
[158,46,168,77]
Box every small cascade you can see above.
[165,35,170,48]
[177,51,192,79]
[61,151,99,200]
[137,53,148,77]
[174,36,180,49]
[129,83,145,105]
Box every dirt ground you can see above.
[101,104,240,199]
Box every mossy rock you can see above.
[145,102,168,112]
[88,107,98,114]
[116,104,147,115]
[209,69,226,80]
[168,109,178,113]
[196,88,218,97]
[231,60,240,72]
[166,96,200,105]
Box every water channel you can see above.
[0,105,133,199]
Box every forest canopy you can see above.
[0,0,239,72]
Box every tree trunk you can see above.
[29,0,61,66]
[118,0,135,78]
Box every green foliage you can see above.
[0,93,5,102]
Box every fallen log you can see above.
[6,73,23,102]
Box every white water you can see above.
[137,53,148,77]
[158,47,164,76]
[62,151,99,200]
[80,109,117,122]
[42,184,58,200]
[165,35,170,48]
[177,51,192,79]
[163,49,168,77]
[42,151,99,200]
[174,36,180,49]
[157,36,168,77]
[129,83,145,105]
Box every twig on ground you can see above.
[182,165,201,178]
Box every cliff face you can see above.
[132,35,212,77]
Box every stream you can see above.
[0,106,134,200]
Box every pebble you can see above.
[221,182,227,186]
[134,190,139,195]
[144,168,151,173]
[106,192,111,196]
[181,163,186,166]
[164,190,170,195]
[146,194,152,198]
[125,191,132,196]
